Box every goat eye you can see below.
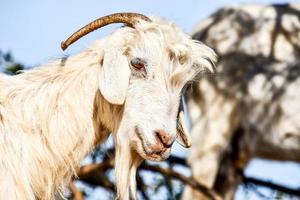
[131,58,146,70]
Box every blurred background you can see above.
[1,1,300,200]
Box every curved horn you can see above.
[61,12,151,50]
[176,96,192,148]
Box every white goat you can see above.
[183,4,300,199]
[0,13,216,200]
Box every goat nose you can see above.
[155,129,174,148]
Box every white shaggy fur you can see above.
[0,17,216,200]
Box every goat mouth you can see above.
[134,127,170,160]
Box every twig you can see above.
[140,163,222,200]
[166,155,187,166]
[76,155,300,199]
[69,181,84,200]
[76,159,221,200]
[137,172,150,200]
[243,176,300,197]
[76,160,115,192]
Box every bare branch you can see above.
[243,176,300,197]
[75,154,300,199]
[137,172,150,200]
[76,160,115,192]
[140,163,222,200]
[69,181,84,200]
[76,159,221,200]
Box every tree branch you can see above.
[166,155,187,166]
[243,176,300,197]
[140,163,222,200]
[74,155,300,200]
[69,181,84,200]
[76,159,221,200]
[76,160,115,192]
[137,172,150,200]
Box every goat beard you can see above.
[115,137,143,200]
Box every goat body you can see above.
[0,15,216,200]
[0,50,113,199]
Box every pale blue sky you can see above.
[1,1,300,199]
[0,0,295,66]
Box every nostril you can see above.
[155,129,174,148]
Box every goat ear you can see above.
[176,97,192,148]
[99,47,130,105]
